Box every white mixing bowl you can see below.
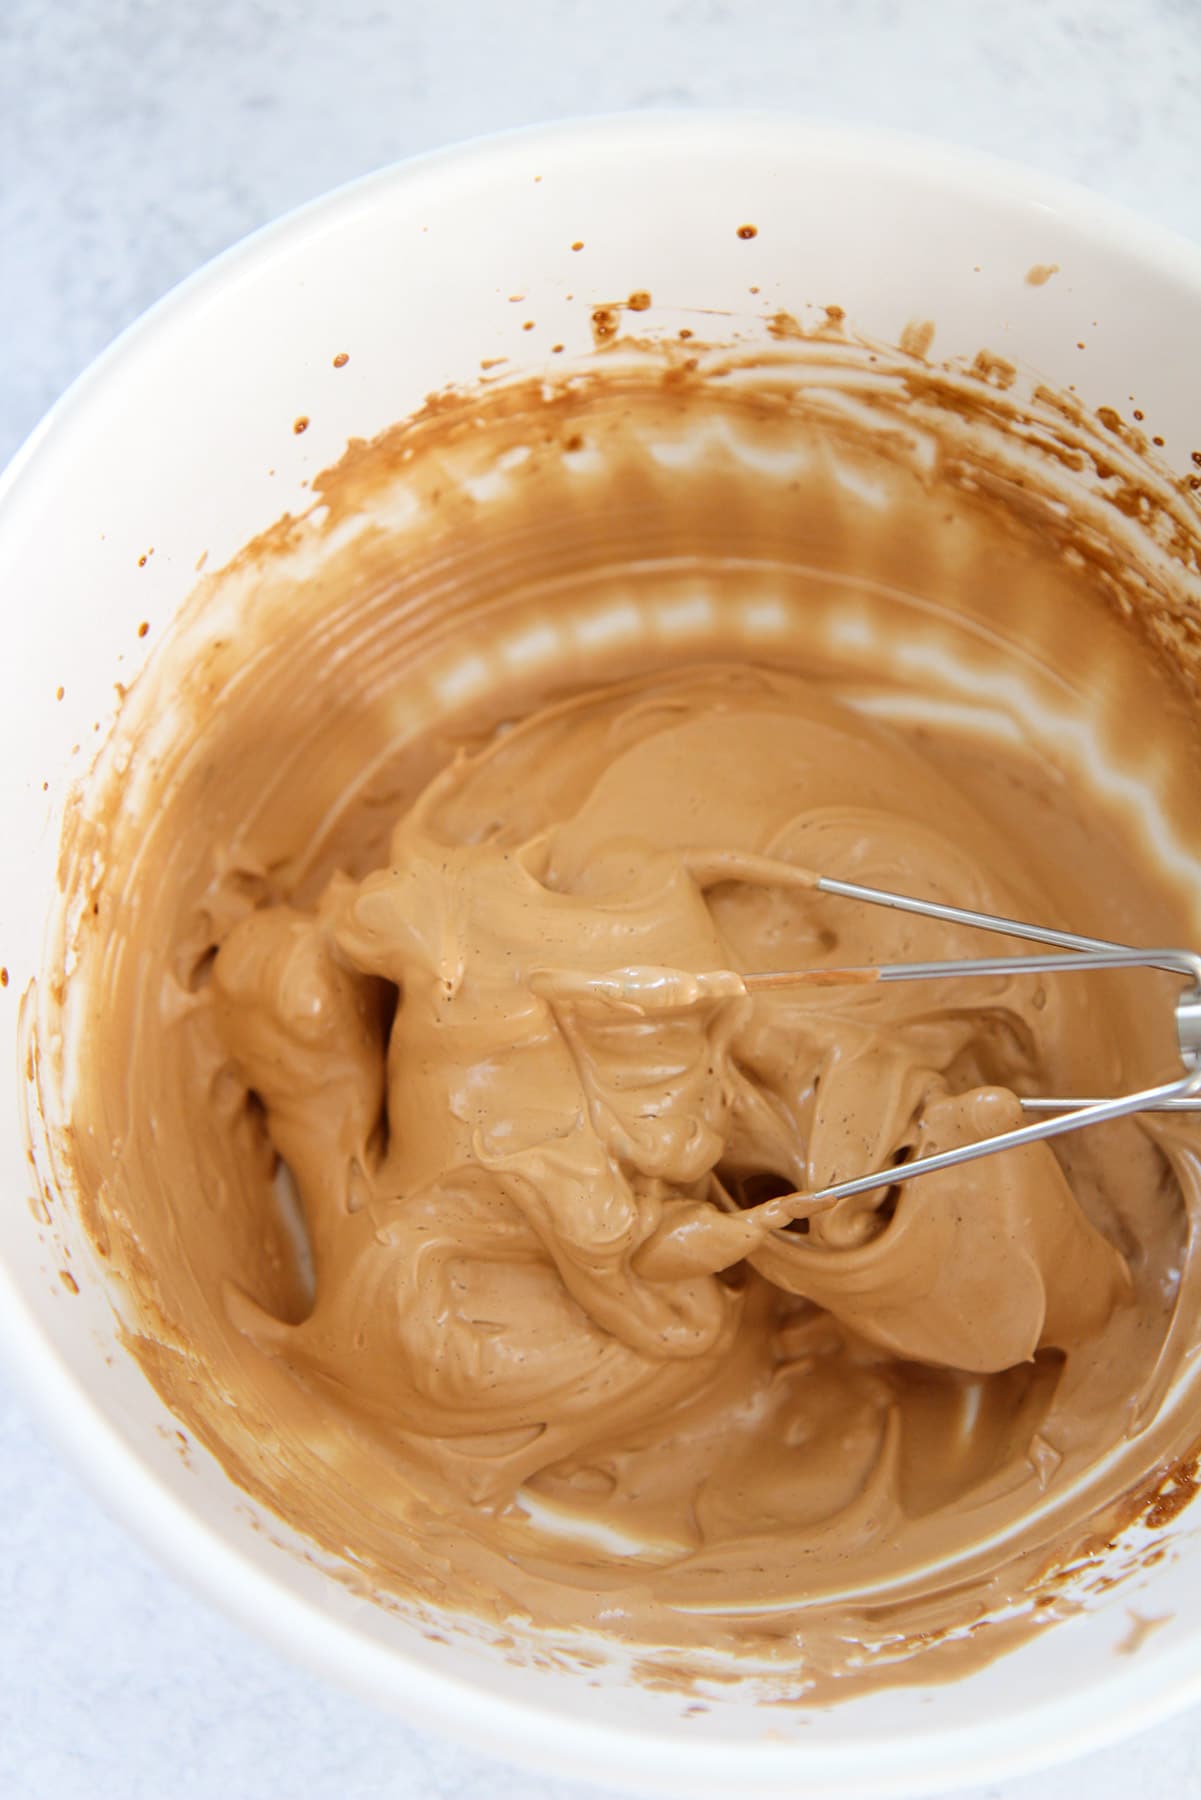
[4,115,1201,1798]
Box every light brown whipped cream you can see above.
[211,664,1136,1519]
[45,344,1201,1690]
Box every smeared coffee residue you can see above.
[971,348,1017,390]
[1116,1609,1171,1655]
[900,319,935,359]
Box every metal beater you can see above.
[730,877,1201,1207]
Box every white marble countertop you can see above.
[4,2,1201,1794]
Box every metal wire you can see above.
[735,878,1201,1210]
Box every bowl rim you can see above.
[5,110,1201,1798]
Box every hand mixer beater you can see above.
[732,875,1201,1210]
[557,871,1201,1217]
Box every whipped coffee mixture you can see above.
[45,341,1201,1688]
[211,661,1173,1561]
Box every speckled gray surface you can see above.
[5,1,1201,1794]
